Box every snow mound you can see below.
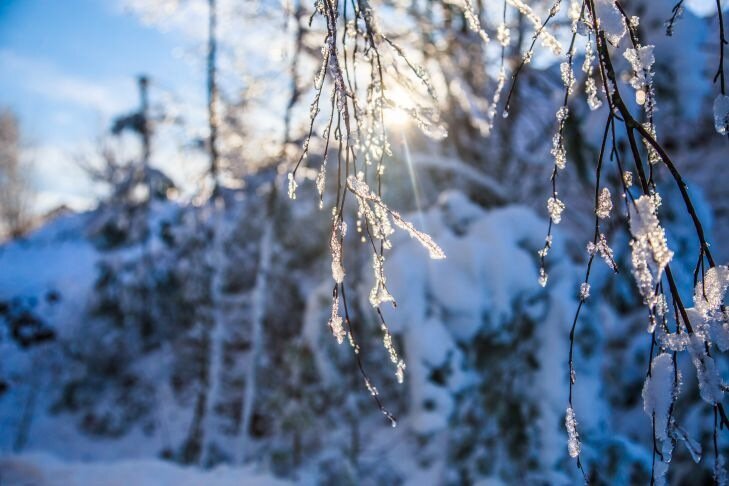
[0,453,290,486]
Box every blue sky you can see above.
[0,0,720,212]
[0,0,205,210]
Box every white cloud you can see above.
[0,49,133,116]
[27,142,99,214]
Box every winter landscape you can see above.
[1,0,729,484]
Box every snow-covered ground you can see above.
[0,453,290,486]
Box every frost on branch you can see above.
[506,0,563,55]
[462,0,490,44]
[328,288,345,344]
[642,353,678,461]
[347,175,446,260]
[587,234,617,272]
[551,108,568,170]
[565,406,581,458]
[624,46,657,119]
[381,323,406,384]
[714,94,729,136]
[629,196,673,307]
[370,252,395,307]
[623,170,633,188]
[287,172,298,200]
[582,39,602,110]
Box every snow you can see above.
[688,333,723,404]
[595,0,626,45]
[0,213,98,313]
[693,265,729,320]
[0,453,290,486]
[642,353,676,454]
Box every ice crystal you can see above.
[556,106,569,122]
[347,176,446,260]
[579,282,590,301]
[497,23,510,47]
[316,162,327,209]
[547,197,565,224]
[463,0,490,44]
[656,326,690,352]
[581,39,602,110]
[596,187,613,219]
[642,353,677,447]
[365,377,379,397]
[287,172,298,200]
[714,94,729,136]
[538,267,548,287]
[716,454,728,486]
[560,62,575,94]
[655,294,668,318]
[623,170,633,188]
[585,77,602,111]
[328,291,346,344]
[330,219,346,284]
[565,407,581,458]
[642,122,661,165]
[381,324,406,383]
[629,196,673,306]
[673,425,702,464]
[506,0,563,55]
[595,0,626,46]
[688,334,723,404]
[587,233,617,272]
[551,131,567,170]
[694,265,729,321]
[624,46,657,118]
[369,253,395,307]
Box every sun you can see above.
[386,106,410,127]
[384,86,413,128]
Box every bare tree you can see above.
[0,109,34,239]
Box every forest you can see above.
[1,0,729,484]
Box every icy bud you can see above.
[596,187,613,219]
